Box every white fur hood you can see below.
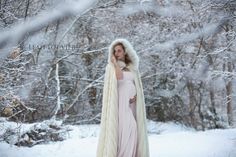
[108,39,139,70]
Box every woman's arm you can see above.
[111,55,123,80]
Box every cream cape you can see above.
[96,39,150,157]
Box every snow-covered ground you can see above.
[0,119,236,157]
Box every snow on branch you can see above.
[119,1,186,17]
[65,74,104,114]
[0,0,97,58]
[140,23,221,53]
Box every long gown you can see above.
[117,71,137,157]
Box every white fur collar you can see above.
[108,38,139,71]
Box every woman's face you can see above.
[114,45,125,61]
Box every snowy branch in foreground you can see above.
[0,0,97,58]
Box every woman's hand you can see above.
[112,54,123,80]
[111,55,117,64]
[129,95,137,104]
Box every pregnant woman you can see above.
[97,39,149,157]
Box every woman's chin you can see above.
[118,58,124,61]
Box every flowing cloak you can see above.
[96,39,150,157]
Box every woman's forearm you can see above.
[114,62,123,80]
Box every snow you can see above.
[0,119,236,157]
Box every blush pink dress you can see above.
[117,71,137,157]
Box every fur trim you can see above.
[108,39,139,70]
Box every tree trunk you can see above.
[187,80,196,127]
[226,62,233,126]
[209,90,218,127]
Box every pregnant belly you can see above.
[129,83,136,97]
[118,80,136,98]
